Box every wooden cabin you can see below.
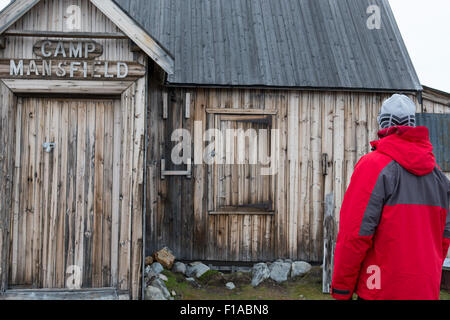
[0,0,448,299]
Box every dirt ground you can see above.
[162,267,450,301]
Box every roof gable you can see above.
[0,0,174,74]
[115,0,421,91]
[0,0,39,34]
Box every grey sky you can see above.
[0,0,448,93]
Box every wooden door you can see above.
[9,97,119,290]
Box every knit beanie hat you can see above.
[377,94,417,129]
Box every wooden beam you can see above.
[89,0,174,75]
[1,79,134,95]
[209,211,275,216]
[0,288,129,300]
[4,30,128,39]
[0,0,40,35]
[185,92,191,119]
[162,91,168,119]
[206,108,278,115]
[322,193,336,294]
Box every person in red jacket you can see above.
[331,94,450,300]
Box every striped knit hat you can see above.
[377,94,416,129]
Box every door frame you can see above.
[0,74,148,300]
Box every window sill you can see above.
[209,207,275,216]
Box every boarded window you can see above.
[208,114,275,215]
[416,113,450,171]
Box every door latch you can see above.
[43,142,56,153]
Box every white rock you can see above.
[186,262,210,278]
[150,278,171,300]
[291,261,312,278]
[144,286,167,300]
[269,261,291,283]
[151,262,164,275]
[251,263,270,287]
[172,262,187,275]
[226,282,236,290]
[144,265,157,280]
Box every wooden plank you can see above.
[185,92,191,119]
[322,193,335,294]
[93,101,105,288]
[74,101,87,288]
[130,76,146,299]
[83,101,96,287]
[31,98,44,288]
[55,100,68,288]
[40,98,51,288]
[45,99,58,286]
[5,30,128,39]
[333,94,345,228]
[65,100,78,289]
[0,288,126,300]
[272,91,286,259]
[194,89,207,259]
[110,99,122,287]
[24,98,36,285]
[206,108,277,115]
[162,91,168,119]
[298,92,311,261]
[310,93,322,261]
[2,79,134,95]
[10,97,23,285]
[356,94,368,161]
[102,101,114,287]
[287,92,299,258]
[118,85,134,291]
[17,97,30,285]
[210,211,275,216]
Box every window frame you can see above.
[206,109,277,216]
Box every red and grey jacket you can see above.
[331,126,450,300]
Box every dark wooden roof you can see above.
[114,0,421,91]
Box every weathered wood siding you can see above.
[0,0,146,299]
[0,83,16,293]
[146,83,408,262]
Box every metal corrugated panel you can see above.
[416,114,450,172]
[116,0,421,90]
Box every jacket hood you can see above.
[370,126,436,176]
